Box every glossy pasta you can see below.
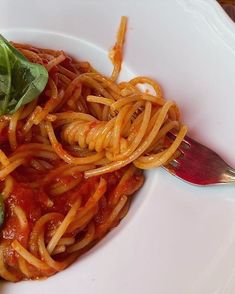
[0,16,187,281]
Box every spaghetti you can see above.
[0,16,187,281]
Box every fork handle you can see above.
[222,168,235,183]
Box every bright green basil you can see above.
[0,34,48,115]
[0,193,4,227]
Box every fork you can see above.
[164,133,235,186]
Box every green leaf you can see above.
[0,35,48,115]
[0,193,4,227]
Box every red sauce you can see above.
[60,57,78,73]
[0,127,8,143]
[2,184,42,240]
[0,164,144,269]
[49,65,59,85]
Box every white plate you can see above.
[1,0,235,293]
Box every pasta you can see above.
[0,16,187,281]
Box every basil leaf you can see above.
[0,193,4,227]
[0,34,48,115]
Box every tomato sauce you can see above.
[0,164,143,269]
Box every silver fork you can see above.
[164,133,235,186]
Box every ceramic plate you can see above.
[1,0,235,293]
